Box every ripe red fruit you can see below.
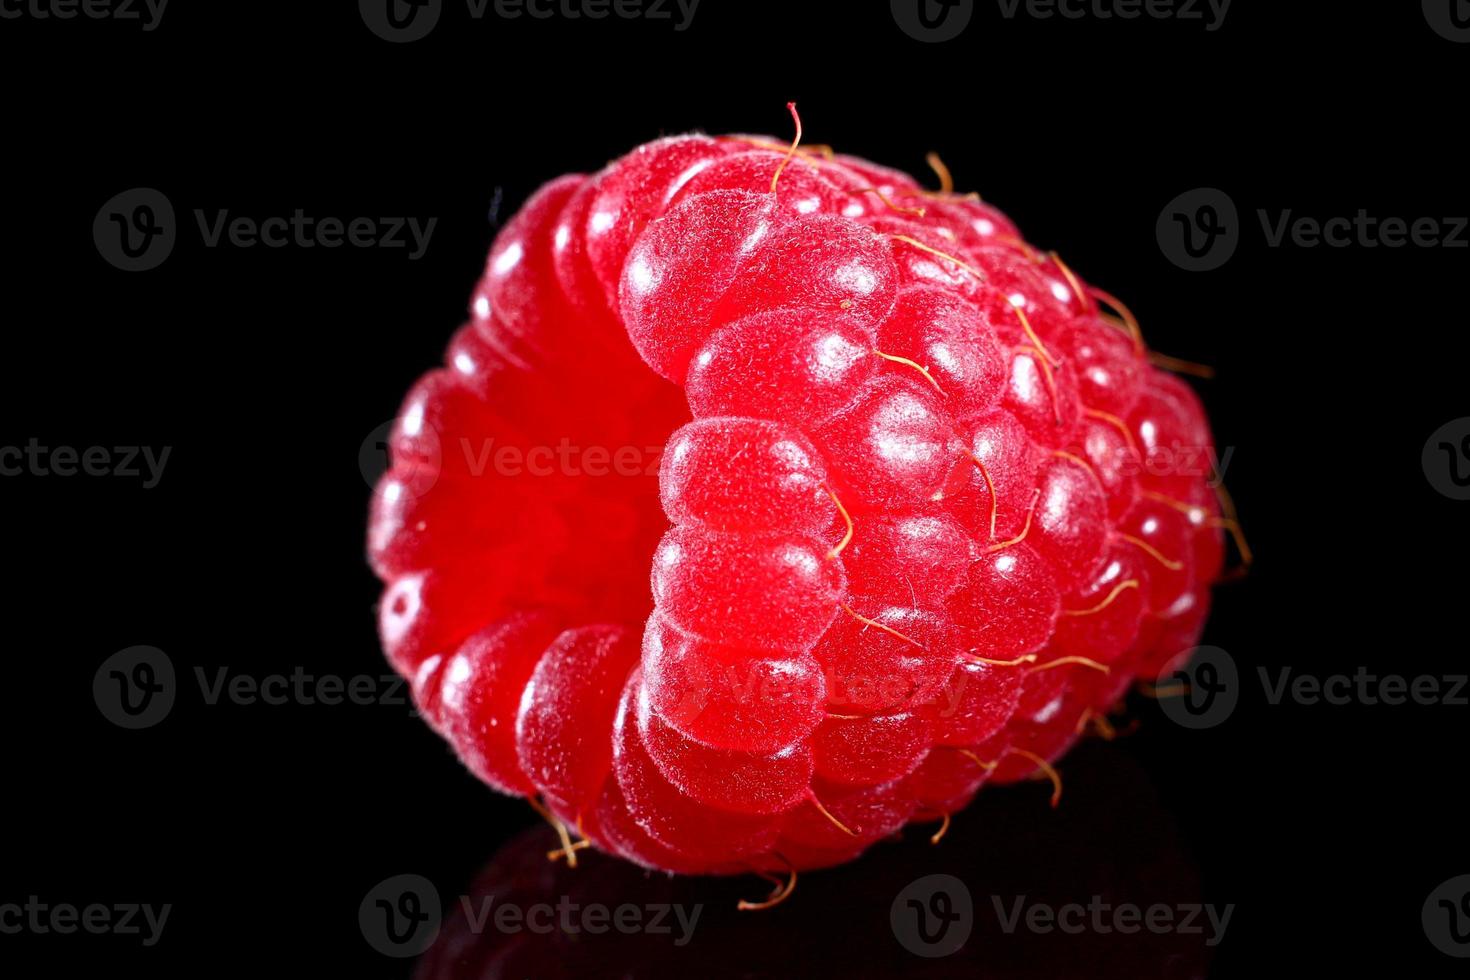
[640,612,826,754]
[684,308,878,426]
[368,117,1230,876]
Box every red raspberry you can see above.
[368,109,1232,881]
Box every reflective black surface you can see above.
[3,3,1467,976]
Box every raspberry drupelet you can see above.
[368,109,1234,882]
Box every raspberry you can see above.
[368,108,1235,882]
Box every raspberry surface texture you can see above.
[369,121,1227,876]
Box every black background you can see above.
[3,1,1467,976]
